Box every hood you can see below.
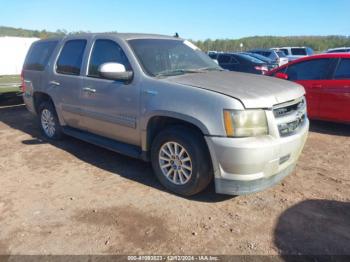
[163,71,305,109]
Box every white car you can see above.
[249,49,289,67]
[272,47,314,62]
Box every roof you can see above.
[40,32,179,42]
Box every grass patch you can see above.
[0,75,21,95]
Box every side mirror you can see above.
[98,63,133,81]
[275,72,289,80]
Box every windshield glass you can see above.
[128,39,222,77]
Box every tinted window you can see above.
[88,39,131,78]
[334,59,350,79]
[276,51,286,57]
[208,53,218,59]
[230,56,239,64]
[56,40,87,75]
[236,54,263,64]
[280,49,289,56]
[286,59,331,81]
[218,54,232,64]
[24,41,58,71]
[291,48,307,56]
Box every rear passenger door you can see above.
[285,58,334,119]
[318,58,350,122]
[79,38,140,146]
[50,39,87,129]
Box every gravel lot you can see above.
[0,98,349,256]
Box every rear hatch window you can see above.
[24,40,58,71]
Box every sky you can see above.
[0,0,349,40]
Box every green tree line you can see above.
[1,26,350,52]
[192,36,350,52]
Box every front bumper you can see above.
[205,119,309,195]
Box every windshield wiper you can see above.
[156,67,222,77]
[155,69,200,77]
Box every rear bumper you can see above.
[205,119,309,195]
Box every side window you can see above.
[334,59,350,79]
[218,55,231,64]
[280,49,289,56]
[56,40,87,75]
[230,56,239,64]
[24,41,58,71]
[286,59,331,81]
[88,39,131,78]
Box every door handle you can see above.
[82,87,96,93]
[311,84,322,88]
[49,81,61,87]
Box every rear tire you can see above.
[151,126,213,196]
[38,101,63,140]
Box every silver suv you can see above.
[22,33,309,196]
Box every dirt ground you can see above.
[0,97,349,256]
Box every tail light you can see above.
[21,70,26,93]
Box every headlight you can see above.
[223,110,268,137]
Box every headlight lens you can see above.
[223,110,268,137]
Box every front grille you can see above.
[274,98,305,118]
[278,114,306,137]
[273,97,307,137]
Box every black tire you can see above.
[38,101,63,140]
[151,126,213,196]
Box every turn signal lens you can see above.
[224,110,234,137]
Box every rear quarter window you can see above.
[24,41,58,71]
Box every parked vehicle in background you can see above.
[249,49,289,67]
[267,53,350,124]
[207,51,220,64]
[242,52,279,70]
[208,51,219,59]
[272,47,314,62]
[216,53,268,74]
[326,47,350,53]
[22,33,308,196]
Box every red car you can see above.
[267,53,350,124]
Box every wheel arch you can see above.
[142,112,210,154]
[33,92,53,114]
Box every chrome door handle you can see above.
[49,81,60,87]
[82,87,96,93]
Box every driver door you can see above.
[79,38,140,146]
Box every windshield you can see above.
[128,39,222,77]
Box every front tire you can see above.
[151,126,213,196]
[38,101,63,140]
